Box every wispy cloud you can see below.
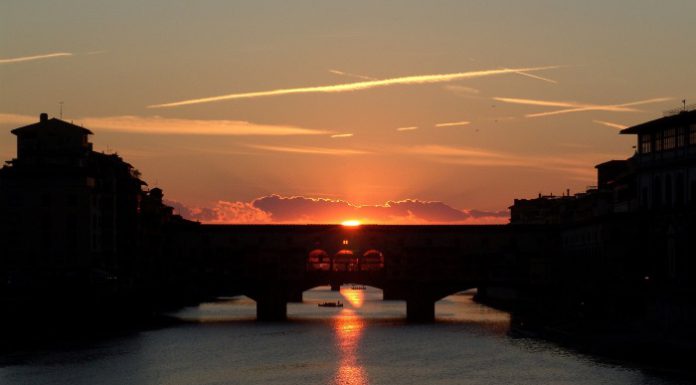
[443,85,480,95]
[0,52,72,64]
[246,144,369,156]
[435,121,470,128]
[0,113,36,126]
[404,145,509,162]
[328,69,376,81]
[0,113,329,136]
[494,97,672,118]
[402,144,616,179]
[148,66,560,108]
[396,126,419,132]
[331,133,354,138]
[593,120,627,129]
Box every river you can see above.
[0,287,689,385]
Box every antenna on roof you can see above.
[683,99,687,112]
[59,101,64,119]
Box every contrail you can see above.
[511,70,558,84]
[0,52,72,64]
[593,120,627,129]
[328,69,376,81]
[331,133,354,138]
[396,126,419,132]
[247,144,368,156]
[148,65,560,108]
[525,97,672,118]
[435,121,470,128]
[493,97,671,118]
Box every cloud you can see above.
[0,52,72,64]
[166,200,272,223]
[167,195,509,224]
[592,120,627,129]
[442,85,480,95]
[246,144,369,156]
[402,144,612,179]
[493,97,672,118]
[328,69,376,81]
[0,113,329,136]
[0,113,36,126]
[330,133,354,138]
[396,126,418,132]
[435,121,470,128]
[148,65,560,108]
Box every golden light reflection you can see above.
[333,309,368,385]
[340,287,365,308]
[341,220,361,227]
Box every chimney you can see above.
[40,113,48,122]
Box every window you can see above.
[664,128,675,150]
[676,127,685,147]
[654,131,663,152]
[690,124,696,146]
[639,134,652,153]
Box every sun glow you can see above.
[341,220,361,227]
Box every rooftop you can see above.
[11,113,93,136]
[620,108,696,135]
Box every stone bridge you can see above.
[164,224,557,321]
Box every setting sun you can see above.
[341,220,361,227]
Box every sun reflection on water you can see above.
[340,287,365,308]
[333,308,368,385]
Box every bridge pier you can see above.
[255,289,288,321]
[406,297,435,322]
[287,290,303,303]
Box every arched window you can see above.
[333,249,358,272]
[361,249,384,271]
[307,249,330,271]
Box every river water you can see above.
[0,287,689,385]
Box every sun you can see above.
[341,220,361,227]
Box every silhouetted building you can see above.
[0,114,149,293]
[621,109,696,209]
[511,108,696,223]
[509,108,696,339]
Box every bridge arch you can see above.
[360,249,384,271]
[307,249,330,271]
[333,249,358,272]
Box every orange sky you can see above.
[2,1,695,224]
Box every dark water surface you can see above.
[0,287,689,385]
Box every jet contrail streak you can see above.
[494,96,672,118]
[148,66,560,108]
[525,106,638,117]
[435,121,470,128]
[593,120,627,129]
[0,52,72,64]
[328,69,376,81]
[511,70,558,84]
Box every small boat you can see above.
[318,301,343,308]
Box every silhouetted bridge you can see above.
[164,224,557,321]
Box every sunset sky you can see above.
[2,1,695,224]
